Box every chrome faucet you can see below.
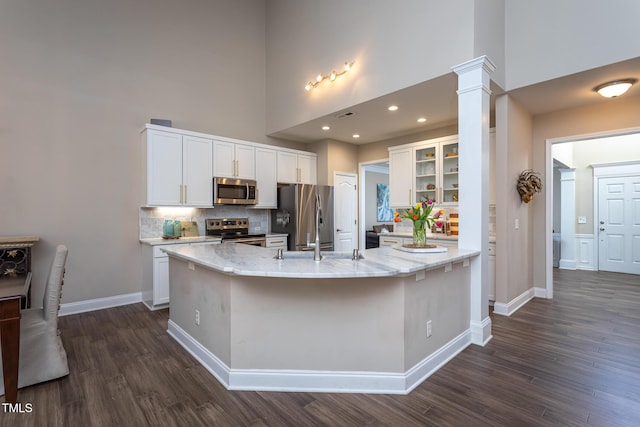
[306,193,323,261]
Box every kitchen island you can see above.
[163,242,479,394]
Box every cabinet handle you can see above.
[184,185,187,204]
[179,184,183,204]
[270,240,284,244]
[408,188,412,204]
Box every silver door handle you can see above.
[600,227,605,231]
[336,228,343,232]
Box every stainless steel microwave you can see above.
[213,177,257,205]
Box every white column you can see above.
[558,168,576,270]
[452,56,495,346]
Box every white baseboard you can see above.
[59,292,142,316]
[167,319,472,395]
[534,286,547,298]
[493,287,536,317]
[470,316,493,346]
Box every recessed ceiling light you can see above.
[417,117,427,123]
[352,134,360,139]
[388,105,399,111]
[321,125,330,131]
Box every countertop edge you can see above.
[162,244,480,279]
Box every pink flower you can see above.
[433,210,441,218]
[436,220,443,228]
[427,199,433,205]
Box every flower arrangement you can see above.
[394,199,442,246]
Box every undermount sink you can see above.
[274,250,364,260]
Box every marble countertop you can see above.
[379,231,496,243]
[140,233,287,246]
[140,236,220,246]
[161,242,479,279]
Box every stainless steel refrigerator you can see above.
[271,184,334,252]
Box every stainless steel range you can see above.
[205,218,266,247]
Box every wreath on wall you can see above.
[517,169,543,203]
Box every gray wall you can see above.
[0,0,268,304]
[365,171,392,230]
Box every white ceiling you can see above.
[269,57,640,145]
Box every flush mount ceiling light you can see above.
[593,78,637,98]
[387,105,399,111]
[305,61,354,91]
[352,134,360,139]
[321,125,330,131]
[417,117,427,123]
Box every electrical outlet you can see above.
[195,309,200,325]
[514,219,520,230]
[578,216,587,224]
[426,320,432,338]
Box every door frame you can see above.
[545,126,640,298]
[592,161,640,272]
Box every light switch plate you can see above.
[578,216,587,224]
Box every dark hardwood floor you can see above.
[3,269,640,426]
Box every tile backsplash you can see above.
[139,207,270,239]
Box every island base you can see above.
[168,257,473,394]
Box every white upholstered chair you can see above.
[0,244,69,395]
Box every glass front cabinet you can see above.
[389,135,459,208]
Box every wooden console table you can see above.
[0,279,25,403]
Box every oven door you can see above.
[214,177,257,205]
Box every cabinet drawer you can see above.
[266,237,287,248]
[379,237,403,246]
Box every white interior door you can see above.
[334,172,358,251]
[598,175,640,274]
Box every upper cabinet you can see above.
[253,147,277,208]
[277,151,317,184]
[213,140,255,180]
[142,124,317,207]
[388,147,413,207]
[388,135,459,208]
[144,128,213,207]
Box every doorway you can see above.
[358,160,390,249]
[547,129,640,295]
[594,166,640,274]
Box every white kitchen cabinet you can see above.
[297,153,316,184]
[213,140,255,180]
[142,245,171,310]
[388,147,413,207]
[388,135,459,208]
[266,235,288,249]
[144,128,213,207]
[277,150,317,184]
[142,241,220,311]
[253,147,277,208]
